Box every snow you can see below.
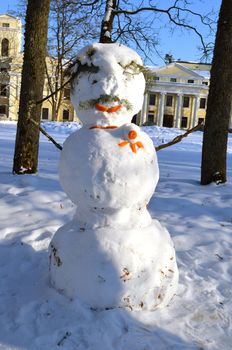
[1,120,232,349]
[69,43,145,127]
[52,43,178,310]
[104,0,114,22]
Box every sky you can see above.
[0,0,222,66]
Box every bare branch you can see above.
[155,122,203,152]
[114,5,209,55]
[36,76,73,105]
[28,117,63,150]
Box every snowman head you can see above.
[67,43,146,127]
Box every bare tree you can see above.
[99,0,216,62]
[13,0,50,174]
[45,0,99,121]
[201,0,232,185]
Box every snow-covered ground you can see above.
[0,121,232,350]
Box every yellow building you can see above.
[0,14,75,122]
[139,61,211,129]
[0,13,215,129]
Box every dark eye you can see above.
[92,80,98,84]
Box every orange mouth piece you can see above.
[95,103,122,113]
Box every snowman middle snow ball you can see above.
[49,43,178,311]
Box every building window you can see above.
[0,105,7,115]
[0,84,8,96]
[132,115,137,124]
[154,76,159,81]
[198,117,204,125]
[187,79,194,84]
[202,81,208,86]
[0,67,8,73]
[181,117,188,128]
[1,38,9,57]
[63,109,69,121]
[149,94,156,106]
[183,96,190,108]
[41,108,49,120]
[148,114,154,124]
[170,78,176,82]
[166,95,173,107]
[163,115,173,128]
[63,88,70,99]
[200,98,206,109]
[2,23,10,27]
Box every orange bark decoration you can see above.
[128,130,137,140]
[118,130,144,154]
[89,125,118,130]
[95,103,122,113]
[130,143,137,153]
[118,141,129,147]
[95,103,108,112]
[136,141,144,149]
[107,105,122,113]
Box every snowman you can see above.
[49,43,178,311]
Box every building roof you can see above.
[0,13,19,18]
[148,61,211,80]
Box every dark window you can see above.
[2,23,10,27]
[200,98,206,109]
[187,79,194,84]
[166,95,173,107]
[63,88,70,99]
[170,78,176,82]
[1,38,9,57]
[183,96,190,108]
[0,105,6,114]
[148,114,154,123]
[163,114,173,128]
[198,117,204,125]
[42,108,49,120]
[63,109,69,121]
[181,117,188,128]
[202,81,208,86]
[149,94,156,106]
[0,67,7,72]
[154,76,159,81]
[0,84,8,96]
[132,115,137,124]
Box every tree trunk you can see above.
[13,0,51,174]
[52,104,57,121]
[99,0,116,43]
[201,0,232,185]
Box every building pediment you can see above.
[0,14,19,20]
[150,62,209,80]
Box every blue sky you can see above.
[0,0,221,66]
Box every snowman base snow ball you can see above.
[49,43,178,311]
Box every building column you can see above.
[229,114,232,129]
[174,93,183,128]
[190,95,200,128]
[157,92,166,126]
[140,93,149,125]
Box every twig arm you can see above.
[155,122,203,152]
[28,117,63,150]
